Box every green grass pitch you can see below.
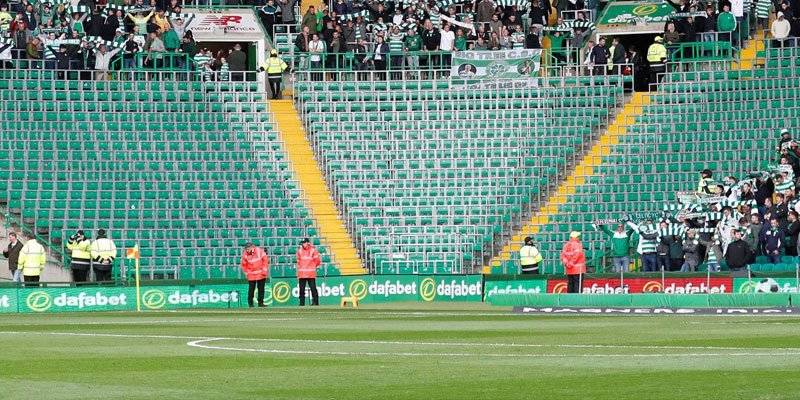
[2,303,800,399]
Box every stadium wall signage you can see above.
[735,278,800,293]
[269,275,483,306]
[483,279,548,302]
[0,284,253,313]
[546,277,733,294]
[513,307,800,315]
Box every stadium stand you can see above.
[295,74,626,273]
[491,53,800,273]
[0,69,341,280]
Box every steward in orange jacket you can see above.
[560,232,586,293]
[296,238,321,306]
[241,243,270,307]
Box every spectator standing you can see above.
[518,236,543,274]
[596,222,633,272]
[560,232,586,293]
[716,4,736,44]
[628,219,659,271]
[664,22,681,45]
[228,43,247,81]
[66,230,92,283]
[90,229,117,282]
[697,5,717,42]
[608,37,625,73]
[277,0,297,30]
[18,238,46,286]
[725,230,753,271]
[296,238,321,306]
[785,211,800,256]
[404,28,422,71]
[3,232,23,283]
[240,242,269,308]
[771,12,791,47]
[589,36,609,74]
[476,0,495,23]
[93,44,121,80]
[680,229,701,272]
[301,6,317,34]
[667,233,684,271]
[762,218,784,263]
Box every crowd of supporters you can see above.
[0,0,252,79]
[271,0,601,71]
[590,130,800,274]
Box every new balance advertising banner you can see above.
[546,277,734,294]
[0,284,253,313]
[735,278,800,294]
[451,49,542,80]
[484,279,548,304]
[269,275,482,306]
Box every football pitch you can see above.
[2,303,800,400]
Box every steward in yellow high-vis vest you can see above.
[67,229,92,282]
[519,236,543,274]
[90,229,117,282]
[18,239,46,284]
[259,49,288,99]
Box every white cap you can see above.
[781,128,790,134]
[778,11,785,17]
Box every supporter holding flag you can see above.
[241,243,270,308]
[560,232,586,293]
[627,218,659,272]
[594,221,633,272]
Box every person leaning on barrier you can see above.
[519,236,543,274]
[90,229,117,282]
[258,49,288,99]
[3,232,23,283]
[66,230,92,283]
[241,242,270,308]
[18,238,46,285]
[296,238,321,306]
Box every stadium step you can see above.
[484,92,651,274]
[731,29,765,70]
[270,100,366,275]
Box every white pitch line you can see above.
[4,331,800,355]
[4,318,301,326]
[186,338,800,358]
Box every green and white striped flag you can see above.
[495,0,529,9]
[451,49,542,79]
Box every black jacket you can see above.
[611,43,626,64]
[590,44,608,65]
[785,221,800,249]
[725,239,753,269]
[3,240,23,270]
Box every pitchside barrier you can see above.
[2,272,799,313]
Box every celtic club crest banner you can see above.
[450,49,542,80]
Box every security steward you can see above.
[241,242,270,307]
[519,236,543,274]
[18,238,46,286]
[646,36,667,85]
[66,230,92,282]
[258,49,288,99]
[90,229,117,282]
[296,238,321,306]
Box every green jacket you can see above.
[717,12,736,32]
[404,34,422,51]
[163,30,180,51]
[600,225,633,257]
